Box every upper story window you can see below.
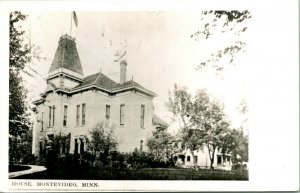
[41,112,44,131]
[52,105,55,126]
[48,106,52,127]
[106,105,110,120]
[76,105,80,126]
[48,105,55,127]
[76,103,86,126]
[82,103,86,126]
[120,104,125,125]
[63,105,68,126]
[140,104,145,128]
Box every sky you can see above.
[21,11,251,134]
[0,0,299,191]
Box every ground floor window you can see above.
[39,141,43,155]
[80,138,84,154]
[194,156,198,164]
[217,155,222,165]
[74,138,85,154]
[187,156,191,162]
[74,139,78,154]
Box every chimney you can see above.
[120,60,127,84]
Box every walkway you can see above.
[9,165,47,179]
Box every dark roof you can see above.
[72,72,156,97]
[49,34,83,75]
[152,114,169,128]
[73,72,118,90]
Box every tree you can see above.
[146,128,174,162]
[85,121,118,159]
[166,84,200,166]
[9,11,31,137]
[167,86,233,169]
[9,11,34,163]
[191,11,251,71]
[9,129,33,164]
[190,89,232,169]
[166,84,193,128]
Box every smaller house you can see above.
[172,140,232,170]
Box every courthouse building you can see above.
[32,34,167,156]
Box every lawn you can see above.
[13,168,248,180]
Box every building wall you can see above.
[33,88,156,155]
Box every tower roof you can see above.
[49,34,83,75]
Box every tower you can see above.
[47,34,84,90]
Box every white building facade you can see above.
[32,34,164,156]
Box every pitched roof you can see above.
[73,72,118,90]
[152,114,169,128]
[49,34,83,75]
[72,72,157,97]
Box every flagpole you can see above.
[70,12,73,36]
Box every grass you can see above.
[13,167,248,180]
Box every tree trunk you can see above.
[190,149,198,170]
[208,144,215,170]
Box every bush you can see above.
[123,149,172,169]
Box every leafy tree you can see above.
[85,121,118,159]
[9,11,31,137]
[167,86,233,169]
[9,129,33,163]
[191,11,251,71]
[166,84,199,166]
[9,11,35,163]
[166,84,193,128]
[190,90,232,169]
[146,128,174,162]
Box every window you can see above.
[39,141,43,155]
[41,112,44,131]
[61,141,66,154]
[74,139,78,154]
[63,105,68,126]
[140,104,145,128]
[76,105,80,126]
[52,105,55,126]
[80,138,84,154]
[49,106,52,127]
[217,155,222,165]
[120,104,125,125]
[194,156,198,164]
[187,156,191,162]
[82,103,86,126]
[140,140,143,152]
[105,105,110,120]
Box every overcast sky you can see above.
[21,11,250,133]
[15,3,297,136]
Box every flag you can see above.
[72,11,78,27]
